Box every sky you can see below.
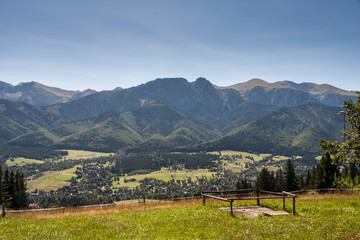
[0,0,359,91]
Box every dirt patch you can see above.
[219,206,290,218]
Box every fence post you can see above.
[256,189,260,206]
[230,200,234,216]
[292,196,296,215]
[202,195,206,206]
[283,192,286,211]
[0,203,6,218]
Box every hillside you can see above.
[2,194,360,239]
[13,101,344,155]
[198,103,343,155]
[0,80,96,106]
[0,99,64,143]
[9,104,221,152]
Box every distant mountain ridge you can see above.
[0,80,96,106]
[224,78,357,107]
[44,77,246,125]
[0,77,356,156]
[1,78,355,108]
[41,77,356,132]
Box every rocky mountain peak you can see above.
[0,80,96,106]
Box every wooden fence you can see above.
[201,189,297,216]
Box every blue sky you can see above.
[0,0,359,91]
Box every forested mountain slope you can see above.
[196,103,343,155]
[0,77,353,155]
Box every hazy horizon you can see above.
[1,0,359,91]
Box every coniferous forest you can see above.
[0,164,28,209]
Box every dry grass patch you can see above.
[297,191,360,201]
[6,198,213,220]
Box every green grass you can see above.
[60,149,112,160]
[222,162,245,172]
[39,174,75,186]
[5,149,112,167]
[113,168,213,188]
[2,195,360,239]
[27,167,78,192]
[272,155,290,161]
[5,157,44,166]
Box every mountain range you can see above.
[0,81,96,106]
[0,78,356,156]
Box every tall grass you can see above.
[7,198,207,219]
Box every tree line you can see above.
[251,156,360,193]
[0,164,28,209]
[111,153,217,175]
[252,93,360,192]
[251,159,299,192]
[0,146,67,163]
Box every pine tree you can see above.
[299,175,305,189]
[241,177,251,189]
[304,170,312,189]
[8,171,15,208]
[274,168,284,191]
[12,171,20,209]
[236,177,251,189]
[3,169,10,207]
[256,168,275,191]
[284,159,299,191]
[0,168,28,209]
[19,172,28,209]
[313,153,339,189]
[12,171,28,209]
[236,180,241,190]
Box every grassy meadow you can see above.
[27,167,78,192]
[5,157,44,166]
[5,150,112,167]
[1,193,360,239]
[113,168,213,188]
[59,150,112,161]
